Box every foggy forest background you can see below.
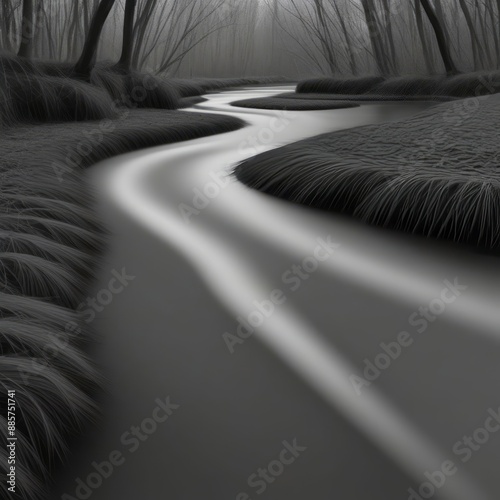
[1,0,499,79]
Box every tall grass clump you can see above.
[297,72,500,99]
[178,96,208,108]
[193,76,286,91]
[0,154,103,499]
[1,53,285,122]
[0,51,41,76]
[234,94,500,253]
[0,85,15,127]
[91,65,180,109]
[170,76,285,98]
[0,55,118,126]
[36,60,74,77]
[297,76,386,95]
[7,73,118,125]
[435,71,500,97]
[170,79,206,97]
[372,76,446,96]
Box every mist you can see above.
[2,0,499,78]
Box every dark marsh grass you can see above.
[178,96,208,108]
[297,76,386,94]
[1,53,283,127]
[297,72,500,99]
[0,161,102,499]
[0,51,272,499]
[234,95,500,253]
[276,91,454,102]
[0,72,118,127]
[0,105,244,499]
[230,97,360,110]
[90,65,180,109]
[171,76,286,97]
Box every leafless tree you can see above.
[129,0,230,75]
[419,0,458,74]
[6,0,500,79]
[269,0,342,75]
[458,0,488,69]
[18,0,34,57]
[73,0,116,78]
[414,0,435,74]
[1,0,19,52]
[360,0,391,75]
[116,0,137,71]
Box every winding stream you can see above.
[53,87,500,500]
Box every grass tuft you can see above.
[234,94,500,253]
[297,76,386,94]
[297,72,500,99]
[170,79,206,97]
[436,72,500,97]
[230,97,359,110]
[372,76,446,96]
[178,96,208,108]
[0,67,117,127]
[0,53,271,497]
[1,53,285,125]
[91,65,180,109]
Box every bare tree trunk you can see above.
[117,0,137,71]
[0,1,6,50]
[18,0,34,58]
[380,0,398,73]
[419,0,458,74]
[41,1,56,59]
[497,0,500,60]
[313,0,337,74]
[68,1,81,61]
[332,0,357,75]
[458,0,486,69]
[360,0,390,75]
[433,0,450,45]
[414,0,435,74]
[271,0,278,53]
[32,0,43,58]
[0,0,13,51]
[7,0,19,52]
[131,0,155,71]
[475,0,494,68]
[486,0,500,68]
[73,0,116,79]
